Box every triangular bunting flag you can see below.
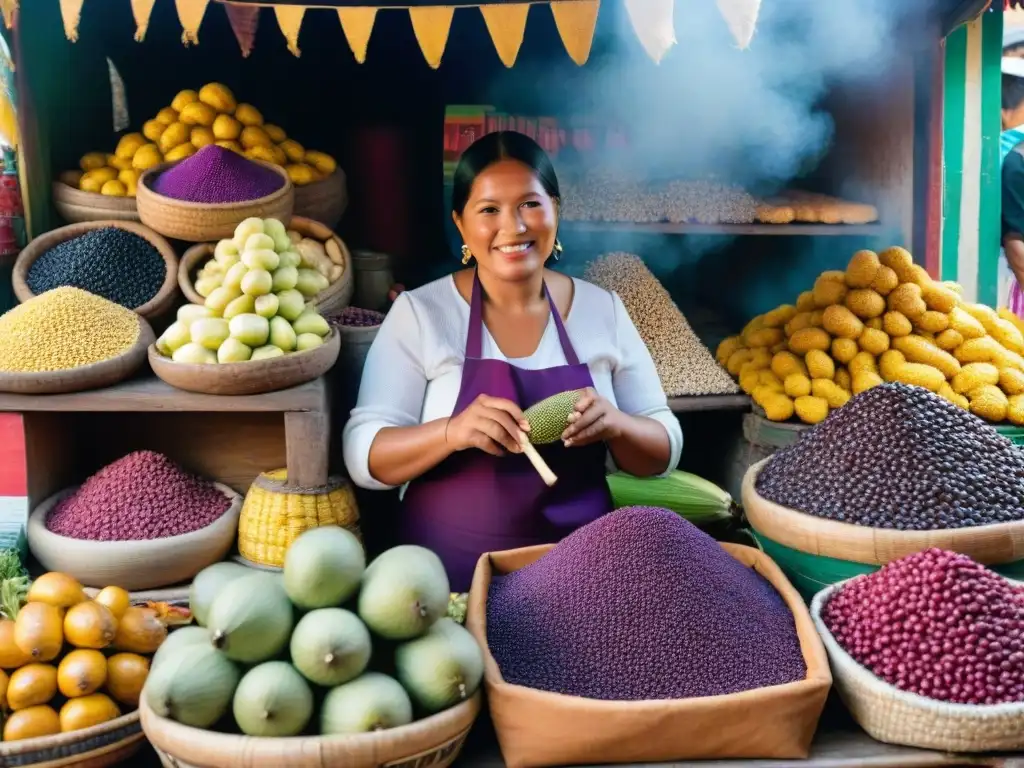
[108,58,130,133]
[130,0,157,42]
[225,4,260,57]
[715,0,760,49]
[59,0,85,42]
[273,5,305,57]
[550,0,599,65]
[409,6,454,69]
[624,0,675,63]
[175,0,210,45]
[480,4,530,68]
[1,0,17,30]
[337,8,377,63]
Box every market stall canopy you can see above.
[1,0,761,68]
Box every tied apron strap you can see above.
[466,272,581,365]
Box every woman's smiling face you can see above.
[454,159,558,282]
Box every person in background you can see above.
[343,131,683,591]
[1001,55,1024,319]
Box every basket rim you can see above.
[0,710,141,756]
[11,220,180,320]
[137,158,293,211]
[28,482,242,552]
[148,326,340,374]
[810,579,1024,716]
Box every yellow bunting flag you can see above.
[175,0,210,45]
[274,5,305,57]
[59,0,85,42]
[479,4,530,68]
[0,0,17,30]
[550,0,599,65]
[624,0,675,64]
[409,6,454,69]
[131,0,157,42]
[716,0,761,49]
[337,7,377,63]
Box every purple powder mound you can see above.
[46,450,232,541]
[151,145,284,203]
[486,507,807,701]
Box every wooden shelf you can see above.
[562,221,887,236]
[668,394,750,413]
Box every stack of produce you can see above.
[717,246,1024,424]
[44,451,232,542]
[59,83,337,198]
[487,507,805,700]
[0,572,167,741]
[155,218,333,365]
[584,253,739,396]
[26,228,165,310]
[0,288,140,373]
[150,145,283,204]
[822,548,1024,704]
[149,527,484,736]
[755,382,1024,530]
[605,470,736,526]
[755,192,878,226]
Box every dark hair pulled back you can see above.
[450,131,561,216]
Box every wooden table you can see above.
[0,375,331,505]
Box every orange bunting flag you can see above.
[274,5,306,57]
[550,0,600,65]
[409,6,455,69]
[480,4,530,68]
[337,7,377,64]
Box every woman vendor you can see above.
[343,131,683,590]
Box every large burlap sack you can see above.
[466,542,832,768]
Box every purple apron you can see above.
[399,274,613,591]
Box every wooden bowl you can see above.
[742,458,1024,566]
[136,160,294,243]
[148,328,340,396]
[176,216,353,313]
[27,483,242,590]
[0,711,143,768]
[0,316,154,395]
[12,220,180,320]
[293,169,348,229]
[52,180,141,224]
[140,691,481,768]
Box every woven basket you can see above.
[140,689,480,768]
[742,458,1024,567]
[12,220,180,320]
[136,160,294,243]
[293,169,348,229]
[810,580,1024,752]
[0,710,144,768]
[27,483,242,590]
[237,469,360,569]
[177,217,353,314]
[52,181,141,225]
[0,316,154,395]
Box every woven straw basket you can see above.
[177,216,353,314]
[293,169,348,229]
[27,483,242,590]
[12,220,180,321]
[0,710,144,768]
[139,690,481,768]
[52,181,141,224]
[136,160,294,242]
[237,469,360,569]
[810,580,1024,752]
[742,458,1024,566]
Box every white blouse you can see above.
[342,275,684,491]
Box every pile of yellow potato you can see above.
[58,83,337,198]
[717,246,1024,425]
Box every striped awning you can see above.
[3,0,763,68]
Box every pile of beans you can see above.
[46,451,231,541]
[152,145,284,204]
[487,506,806,700]
[756,382,1024,530]
[27,228,165,310]
[823,548,1024,705]
[328,307,385,328]
[0,287,141,373]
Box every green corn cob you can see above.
[605,470,735,524]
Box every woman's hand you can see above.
[446,394,531,456]
[562,388,625,447]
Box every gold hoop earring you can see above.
[461,244,473,265]
[551,239,563,261]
